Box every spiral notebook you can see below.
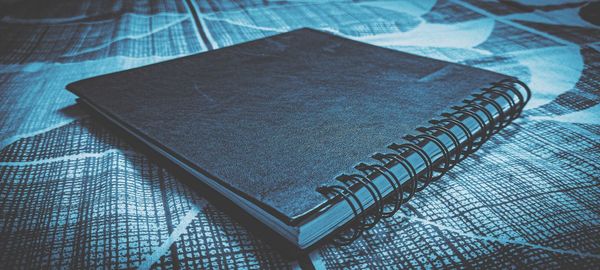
[66,28,530,250]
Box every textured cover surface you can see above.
[67,28,507,221]
[1,0,598,269]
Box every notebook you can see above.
[66,28,530,250]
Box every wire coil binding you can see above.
[316,78,531,246]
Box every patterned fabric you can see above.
[0,0,598,269]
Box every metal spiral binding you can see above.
[316,78,531,246]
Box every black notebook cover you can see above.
[66,28,509,225]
